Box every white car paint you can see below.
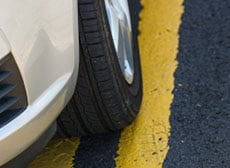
[0,30,11,59]
[0,0,79,165]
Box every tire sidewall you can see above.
[98,0,143,116]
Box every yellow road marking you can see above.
[115,0,183,167]
[29,138,80,168]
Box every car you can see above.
[0,0,142,167]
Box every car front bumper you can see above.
[0,70,78,166]
[0,0,79,165]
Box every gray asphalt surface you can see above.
[74,0,230,167]
[164,0,230,167]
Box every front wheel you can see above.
[57,0,142,136]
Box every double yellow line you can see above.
[29,0,183,167]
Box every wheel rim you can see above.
[104,0,134,84]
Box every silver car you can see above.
[0,0,142,167]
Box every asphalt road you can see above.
[165,0,230,167]
[29,0,230,167]
[74,0,230,167]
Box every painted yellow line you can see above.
[29,138,80,168]
[115,0,183,167]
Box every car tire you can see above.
[57,0,142,137]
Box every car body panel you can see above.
[0,0,79,165]
[0,30,11,59]
[0,0,77,104]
